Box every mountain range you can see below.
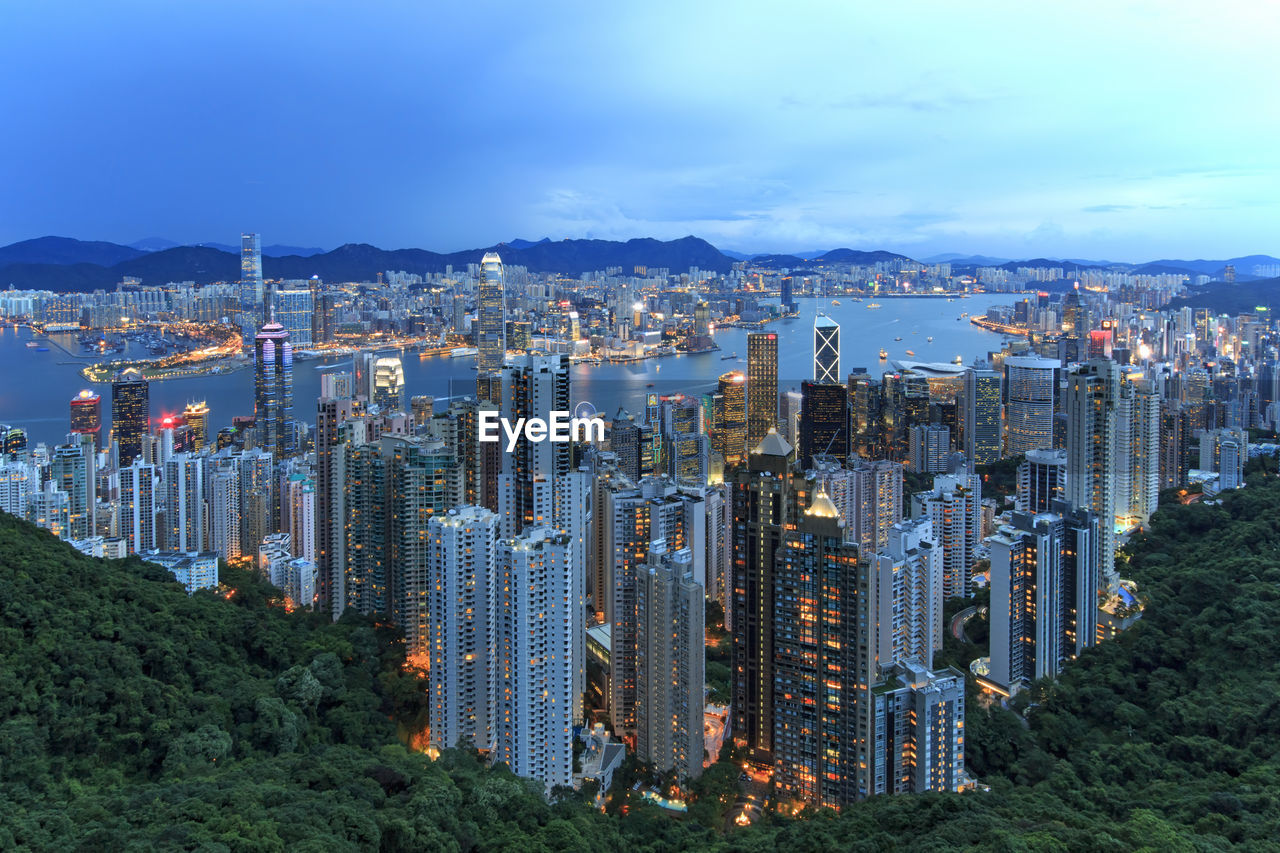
[0,235,1277,293]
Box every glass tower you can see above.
[814,315,840,384]
[477,252,506,373]
[254,322,294,459]
[111,368,150,467]
[747,332,779,451]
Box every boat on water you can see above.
[878,348,888,359]
[894,336,903,341]
[927,336,933,342]
[953,355,964,364]
[646,383,655,388]
[721,352,737,360]
[905,349,916,357]
[34,346,49,352]
[866,303,882,309]
[25,341,39,348]
[831,299,841,306]
[450,346,478,358]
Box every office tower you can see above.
[477,253,506,373]
[610,411,641,480]
[372,356,405,412]
[988,502,1100,694]
[492,527,576,790]
[850,374,884,458]
[1004,356,1059,455]
[746,332,779,450]
[509,320,532,353]
[241,232,264,312]
[3,426,28,459]
[694,300,711,336]
[779,387,803,450]
[1199,427,1247,490]
[874,518,942,669]
[1065,359,1119,588]
[772,491,868,808]
[780,276,795,313]
[111,368,150,467]
[410,395,434,428]
[353,352,376,402]
[498,353,571,537]
[731,429,793,766]
[283,473,316,565]
[907,424,950,474]
[814,315,840,384]
[881,371,931,462]
[273,287,314,346]
[714,372,747,466]
[869,661,966,795]
[50,442,94,540]
[635,545,705,782]
[962,368,1002,465]
[0,460,34,518]
[183,401,210,450]
[665,394,707,488]
[913,473,982,600]
[164,453,204,553]
[1017,448,1066,513]
[799,381,849,469]
[70,390,102,451]
[254,322,294,459]
[427,506,500,752]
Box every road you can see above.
[951,606,978,643]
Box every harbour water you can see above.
[0,294,1011,448]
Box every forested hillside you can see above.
[2,468,1280,849]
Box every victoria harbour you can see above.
[0,294,1009,448]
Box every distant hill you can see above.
[747,253,810,268]
[0,236,145,268]
[0,235,737,290]
[923,253,1011,265]
[263,244,326,258]
[501,237,551,250]
[815,248,912,265]
[1166,276,1280,314]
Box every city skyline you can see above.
[3,3,1278,260]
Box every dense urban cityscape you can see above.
[2,230,1273,819]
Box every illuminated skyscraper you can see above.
[799,380,849,468]
[814,314,840,384]
[714,371,747,466]
[747,332,778,450]
[183,401,210,450]
[111,368,149,467]
[70,389,102,451]
[1065,358,1119,588]
[477,252,506,373]
[1004,356,1059,455]
[274,287,314,347]
[497,353,571,537]
[372,356,405,412]
[962,367,1002,465]
[254,322,294,459]
[241,232,264,313]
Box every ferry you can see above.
[865,302,882,309]
[927,336,933,342]
[894,336,903,342]
[450,346,478,358]
[878,348,888,360]
[831,299,841,306]
[953,355,964,364]
[905,349,916,357]
[25,341,39,348]
[721,352,737,360]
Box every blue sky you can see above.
[2,1,1277,260]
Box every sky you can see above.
[2,1,1278,261]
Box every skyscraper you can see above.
[498,353,571,537]
[120,460,157,553]
[254,322,294,459]
[635,545,705,782]
[427,505,500,752]
[772,490,868,808]
[874,518,942,670]
[747,332,779,450]
[111,368,149,467]
[913,473,982,600]
[183,401,210,450]
[1004,356,1059,455]
[814,315,840,384]
[50,441,94,540]
[798,380,849,469]
[372,356,405,412]
[241,232,264,314]
[477,252,506,373]
[492,526,577,790]
[962,367,1002,465]
[1017,448,1066,513]
[714,371,747,466]
[70,390,102,452]
[274,287,314,347]
[1065,358,1119,588]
